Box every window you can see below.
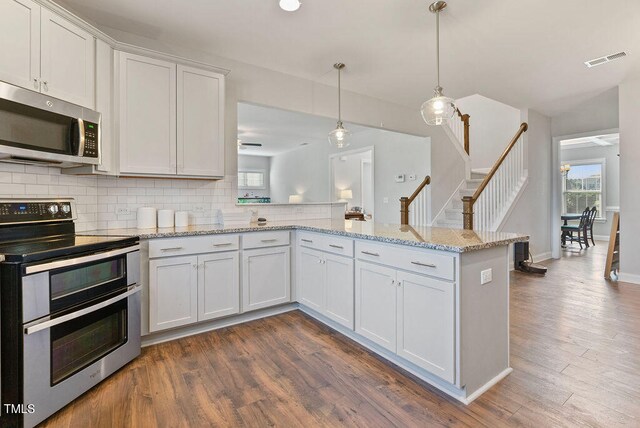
[238,170,265,189]
[563,160,605,219]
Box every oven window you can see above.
[50,258,124,301]
[51,298,127,385]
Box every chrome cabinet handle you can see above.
[213,242,233,247]
[33,78,39,89]
[25,285,140,335]
[301,239,313,243]
[42,81,48,91]
[411,261,437,268]
[261,239,277,243]
[361,251,379,257]
[160,247,184,252]
[192,263,198,269]
[329,244,344,249]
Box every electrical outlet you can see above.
[116,207,131,215]
[383,197,389,204]
[194,204,207,213]
[481,268,493,285]
[408,174,417,181]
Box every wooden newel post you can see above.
[462,114,470,155]
[400,197,409,225]
[462,196,474,230]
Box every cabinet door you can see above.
[149,255,198,332]
[95,39,113,173]
[325,253,354,329]
[242,247,290,312]
[355,261,397,352]
[40,8,95,107]
[298,247,325,312]
[198,252,239,321]
[177,65,224,177]
[396,271,455,383]
[119,52,176,175]
[0,0,40,91]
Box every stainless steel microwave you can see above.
[0,81,101,167]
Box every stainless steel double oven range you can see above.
[0,199,141,428]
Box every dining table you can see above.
[561,213,585,247]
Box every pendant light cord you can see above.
[337,67,342,123]
[435,9,440,89]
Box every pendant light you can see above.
[329,63,351,148]
[279,0,301,12]
[421,1,456,126]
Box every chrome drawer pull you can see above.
[329,244,344,249]
[411,261,437,268]
[301,239,313,243]
[213,243,233,247]
[161,247,184,252]
[261,239,278,243]
[361,251,380,257]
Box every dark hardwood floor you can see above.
[41,241,640,427]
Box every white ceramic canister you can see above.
[175,211,189,227]
[157,209,175,228]
[137,207,157,229]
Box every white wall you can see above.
[331,150,372,211]
[560,144,619,238]
[618,78,640,282]
[501,109,552,260]
[456,94,522,170]
[551,87,619,137]
[237,155,271,198]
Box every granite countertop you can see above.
[81,220,528,253]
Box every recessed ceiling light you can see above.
[584,51,627,68]
[279,0,301,12]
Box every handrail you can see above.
[400,175,431,225]
[462,122,528,230]
[456,108,471,155]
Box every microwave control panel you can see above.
[83,121,99,158]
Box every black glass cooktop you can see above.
[0,234,138,263]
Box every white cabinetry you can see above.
[298,248,325,312]
[0,1,95,107]
[198,252,239,321]
[149,255,198,332]
[177,65,224,177]
[242,246,291,312]
[119,52,176,175]
[355,259,455,383]
[40,8,95,107]
[118,53,225,178]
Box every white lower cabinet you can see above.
[198,252,240,321]
[149,251,240,332]
[242,246,291,312]
[355,261,455,382]
[149,255,198,332]
[299,246,354,329]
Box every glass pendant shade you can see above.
[279,0,301,11]
[328,122,351,148]
[421,90,456,125]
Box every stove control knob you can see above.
[61,204,71,214]
[48,204,59,215]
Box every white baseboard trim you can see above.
[463,368,513,404]
[532,252,552,263]
[141,304,297,347]
[618,272,640,285]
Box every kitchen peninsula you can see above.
[85,221,527,404]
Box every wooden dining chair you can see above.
[561,207,591,249]
[587,206,598,246]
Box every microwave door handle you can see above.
[24,284,141,335]
[77,118,85,156]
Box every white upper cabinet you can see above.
[119,52,177,175]
[177,65,224,177]
[0,2,95,108]
[40,8,95,108]
[0,0,40,91]
[94,39,113,173]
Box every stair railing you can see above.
[448,108,470,155]
[400,175,431,225]
[462,123,528,230]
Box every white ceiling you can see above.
[237,102,369,157]
[56,0,640,116]
[560,133,619,150]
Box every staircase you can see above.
[434,171,487,229]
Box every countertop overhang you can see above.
[82,220,528,253]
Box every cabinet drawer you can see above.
[355,241,455,281]
[149,234,239,258]
[243,231,290,249]
[298,231,354,257]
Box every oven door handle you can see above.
[25,245,140,274]
[24,284,140,335]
